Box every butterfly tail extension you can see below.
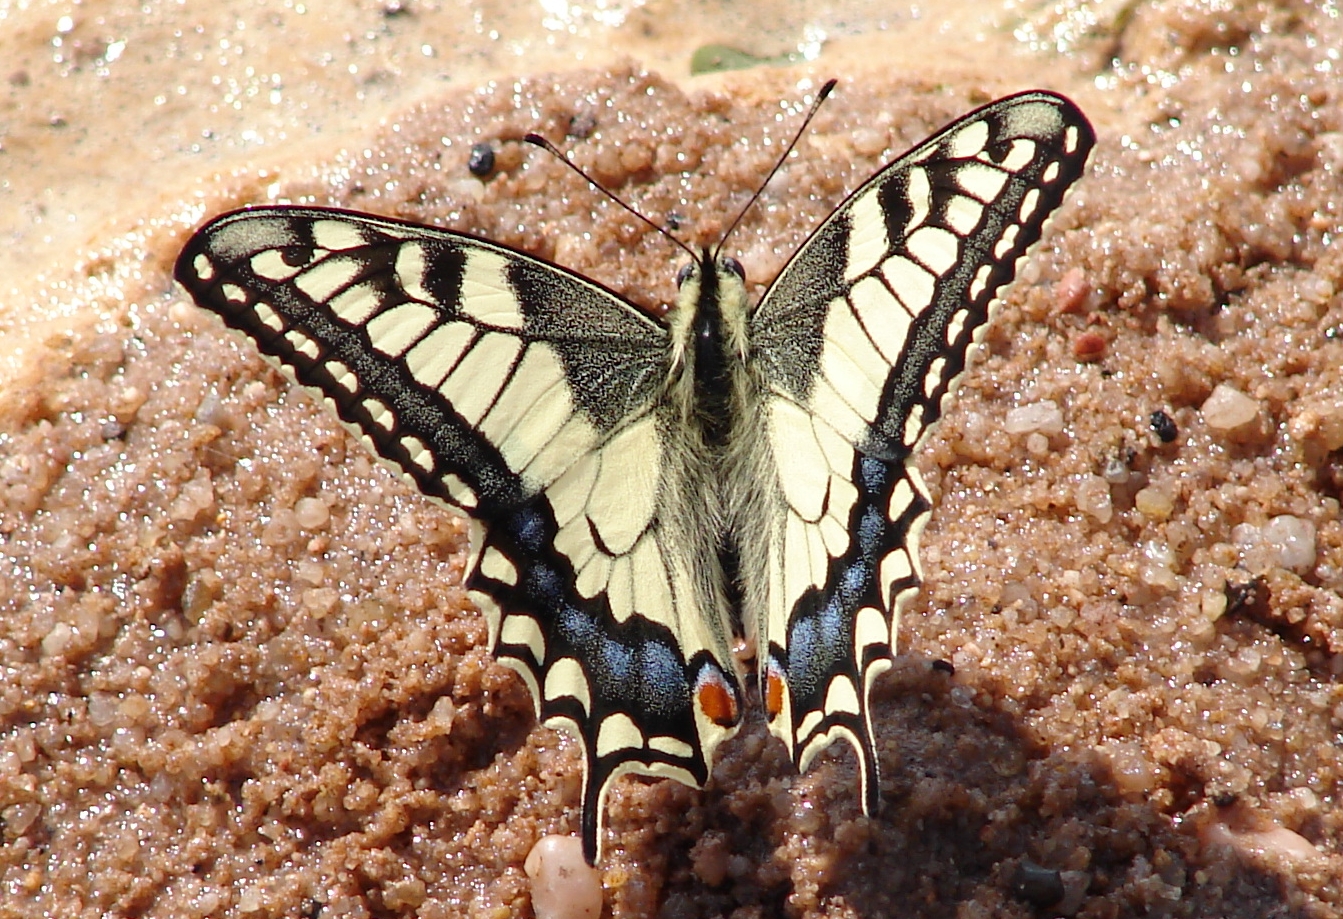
[748,92,1095,808]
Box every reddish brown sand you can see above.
[3,4,1342,918]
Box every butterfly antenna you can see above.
[713,78,837,261]
[523,133,699,263]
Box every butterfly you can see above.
[174,84,1094,863]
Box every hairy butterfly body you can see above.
[175,88,1094,863]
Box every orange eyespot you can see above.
[695,668,740,727]
[764,663,786,719]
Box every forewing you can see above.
[747,93,1095,807]
[174,207,742,863]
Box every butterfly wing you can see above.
[744,92,1095,808]
[174,208,743,863]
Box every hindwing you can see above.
[745,92,1094,807]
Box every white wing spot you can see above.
[945,310,968,347]
[1000,138,1038,172]
[771,400,832,521]
[993,223,1021,260]
[501,614,546,665]
[854,606,890,654]
[480,546,519,586]
[311,219,367,251]
[441,472,478,509]
[924,357,947,398]
[902,402,925,448]
[844,192,890,281]
[887,478,916,524]
[406,322,475,390]
[329,285,380,325]
[796,708,824,744]
[367,302,436,358]
[461,249,525,329]
[222,283,249,305]
[401,434,434,473]
[949,120,989,158]
[969,263,992,302]
[584,419,661,555]
[251,249,303,281]
[294,255,361,302]
[395,242,431,302]
[192,253,215,281]
[545,657,591,713]
[327,360,358,393]
[648,735,694,759]
[881,255,934,313]
[905,167,930,232]
[596,712,644,757]
[1041,160,1060,184]
[1019,188,1042,223]
[955,163,1008,202]
[823,674,861,716]
[363,397,395,432]
[906,226,959,275]
[437,331,522,426]
[253,302,285,333]
[944,194,983,235]
[881,548,913,591]
[284,329,321,360]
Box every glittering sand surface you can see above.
[3,2,1342,917]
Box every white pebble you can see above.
[1134,486,1175,520]
[525,835,602,919]
[1263,515,1317,571]
[1201,384,1259,431]
[1004,400,1064,436]
[1075,474,1113,523]
[41,622,73,658]
[1140,540,1179,590]
[1234,516,1316,573]
[294,496,330,529]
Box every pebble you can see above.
[1201,384,1259,431]
[1005,400,1064,436]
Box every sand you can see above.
[1,1,1340,916]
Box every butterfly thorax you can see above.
[667,249,752,451]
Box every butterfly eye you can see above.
[722,257,745,282]
[675,262,695,288]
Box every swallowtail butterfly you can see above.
[175,85,1094,863]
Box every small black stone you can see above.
[1149,409,1178,443]
[931,659,955,675]
[1010,860,1065,907]
[467,142,496,177]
